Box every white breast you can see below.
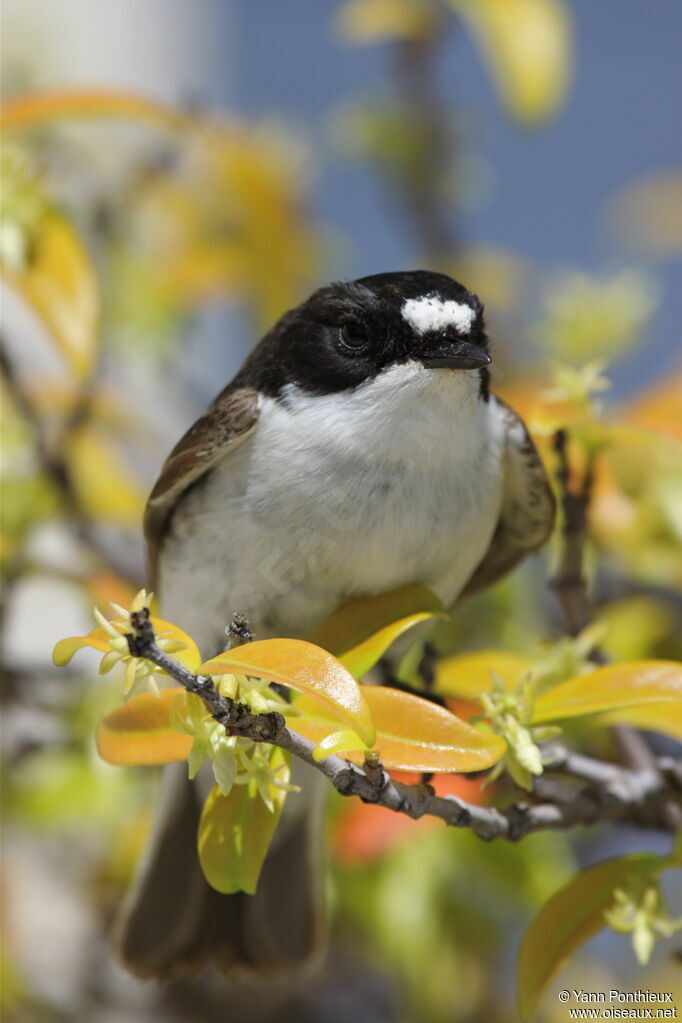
[160,362,506,654]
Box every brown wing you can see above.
[144,386,260,586]
[460,396,556,598]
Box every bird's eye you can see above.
[339,321,369,351]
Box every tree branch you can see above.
[126,610,682,840]
[393,18,459,263]
[549,428,657,771]
[550,428,595,638]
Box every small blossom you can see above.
[479,674,553,790]
[53,589,202,701]
[90,590,170,699]
[544,361,611,412]
[172,688,300,805]
[605,884,682,965]
[235,744,299,813]
[214,672,291,716]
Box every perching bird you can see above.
[116,270,555,977]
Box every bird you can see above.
[115,269,555,978]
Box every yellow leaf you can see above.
[435,650,533,699]
[197,752,288,894]
[334,0,437,45]
[340,611,445,679]
[312,584,444,657]
[53,627,113,664]
[96,689,191,766]
[532,660,682,725]
[65,425,145,529]
[200,639,376,747]
[0,88,189,134]
[517,855,663,1022]
[293,685,506,772]
[594,702,682,744]
[1,210,98,380]
[449,0,572,123]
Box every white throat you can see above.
[278,359,484,465]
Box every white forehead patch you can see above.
[401,294,475,336]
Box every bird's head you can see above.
[240,269,492,401]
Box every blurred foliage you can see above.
[336,0,572,123]
[534,269,658,365]
[1,4,681,1022]
[448,0,572,123]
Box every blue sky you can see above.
[222,0,681,395]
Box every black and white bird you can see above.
[117,270,555,977]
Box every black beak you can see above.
[420,340,491,371]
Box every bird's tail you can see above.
[114,760,326,978]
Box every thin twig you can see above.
[125,609,682,840]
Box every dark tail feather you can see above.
[114,761,325,979]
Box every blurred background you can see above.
[1,2,680,1021]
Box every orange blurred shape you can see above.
[444,697,484,721]
[86,570,138,613]
[619,369,682,444]
[332,770,490,867]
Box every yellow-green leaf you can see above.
[312,583,444,657]
[448,0,572,123]
[197,750,288,894]
[532,660,682,725]
[200,639,375,747]
[340,611,445,679]
[517,854,663,1022]
[1,209,98,380]
[312,728,369,762]
[435,650,533,700]
[293,685,506,772]
[96,688,191,765]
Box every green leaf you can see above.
[312,583,444,657]
[200,638,376,747]
[517,854,663,1022]
[197,748,289,895]
[340,611,445,679]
